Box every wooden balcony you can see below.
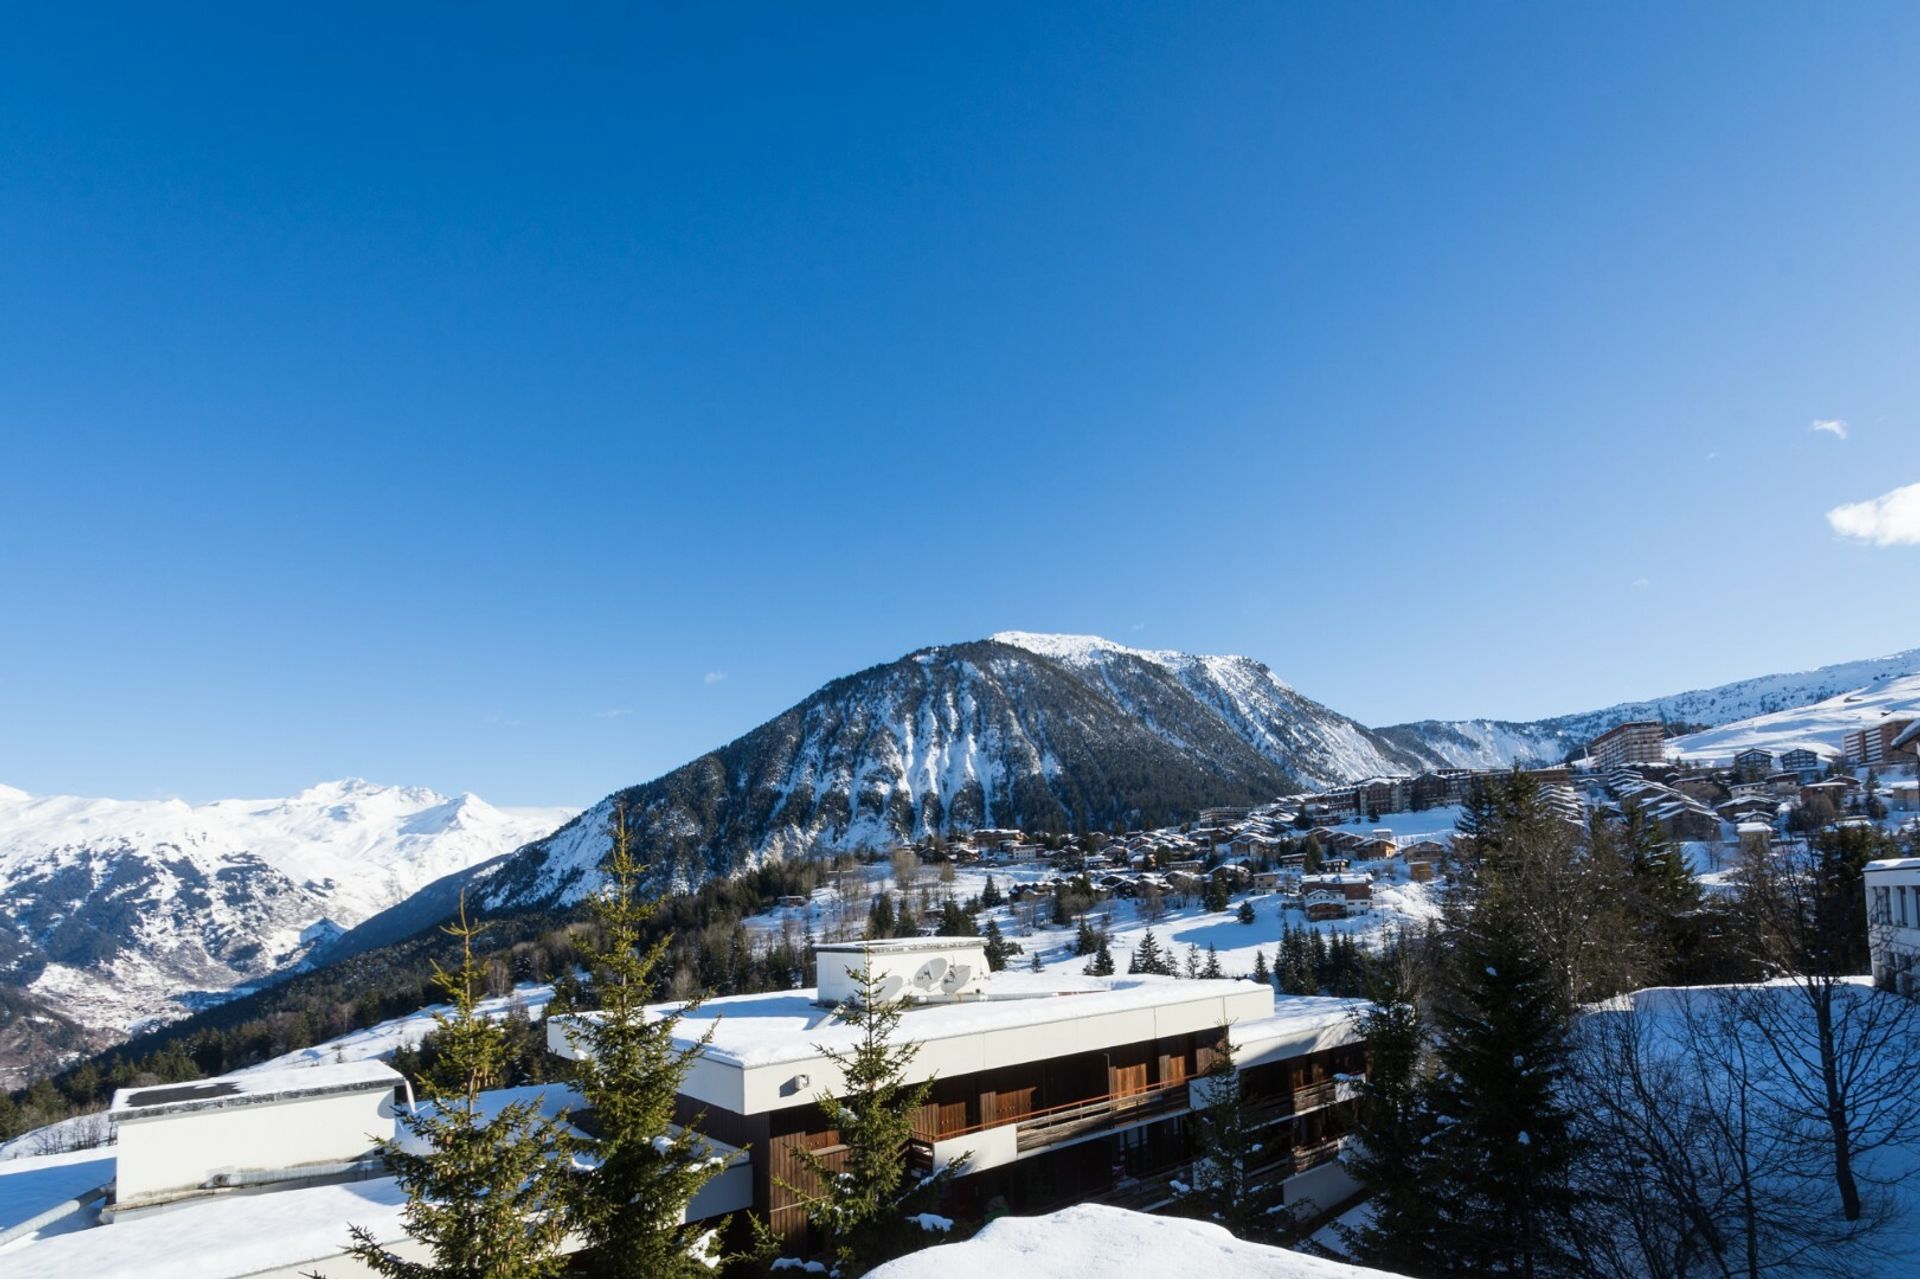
[1093,1165,1186,1213]
[1290,1136,1345,1174]
[909,1078,1193,1161]
[1014,1080,1190,1152]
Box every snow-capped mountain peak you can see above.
[473,634,1423,912]
[0,779,573,1078]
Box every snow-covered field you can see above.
[1583,983,1920,1278]
[1668,672,1920,764]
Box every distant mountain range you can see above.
[0,781,571,1085]
[459,634,1920,918]
[7,634,1918,1084]
[1377,646,1920,768]
[466,633,1431,913]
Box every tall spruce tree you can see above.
[333,900,572,1279]
[1615,799,1702,984]
[792,963,962,1275]
[1129,929,1172,976]
[558,812,728,1279]
[1087,938,1117,977]
[981,919,1011,971]
[1422,907,1581,1277]
[1342,940,1445,1274]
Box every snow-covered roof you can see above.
[625,974,1272,1071]
[865,1203,1402,1279]
[0,1162,409,1278]
[108,1058,402,1120]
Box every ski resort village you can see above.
[2,669,1918,1279]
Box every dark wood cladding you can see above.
[742,1025,1297,1244]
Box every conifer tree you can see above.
[793,963,962,1275]
[981,919,1011,972]
[979,875,1003,908]
[1422,908,1581,1276]
[937,898,974,938]
[1183,945,1201,980]
[1250,949,1271,987]
[1087,938,1116,977]
[893,895,919,939]
[1615,800,1702,983]
[1342,941,1445,1274]
[1179,1035,1272,1236]
[1236,900,1256,926]
[1128,929,1172,976]
[1074,918,1098,956]
[1201,945,1223,979]
[558,812,728,1279]
[867,893,895,940]
[334,899,572,1279]
[1028,950,1044,973]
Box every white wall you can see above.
[115,1088,398,1206]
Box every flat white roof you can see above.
[633,974,1275,1070]
[814,936,986,955]
[1,1163,409,1278]
[108,1058,402,1120]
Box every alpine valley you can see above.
[0,781,572,1086]
[5,632,1917,1084]
[452,632,1920,918]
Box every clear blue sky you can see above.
[4,4,1919,808]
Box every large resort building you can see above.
[1588,720,1667,771]
[550,936,1368,1247]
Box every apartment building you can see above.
[549,938,1366,1249]
[1589,720,1667,770]
[1866,857,1920,997]
[1300,871,1373,921]
[1780,747,1824,781]
[1844,720,1919,770]
[1732,748,1774,783]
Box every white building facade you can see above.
[1866,857,1920,996]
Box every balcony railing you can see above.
[909,1078,1193,1159]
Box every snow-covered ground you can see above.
[1585,982,1920,1278]
[1668,672,1920,764]
[748,816,1458,982]
[866,1203,1404,1278]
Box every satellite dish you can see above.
[876,974,908,1003]
[913,957,949,989]
[941,963,973,991]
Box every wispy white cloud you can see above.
[1811,418,1849,440]
[1826,481,1920,546]
[592,707,633,719]
[1129,622,1145,633]
[1704,451,1720,461]
[1631,577,1651,589]
[703,671,728,685]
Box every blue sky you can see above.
[4,4,1919,807]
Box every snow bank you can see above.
[865,1203,1405,1278]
